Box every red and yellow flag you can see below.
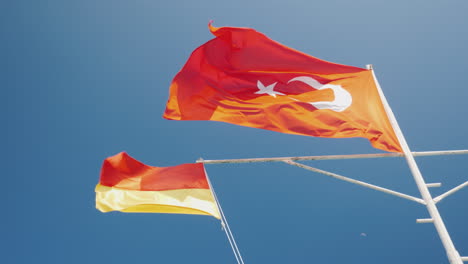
[95,152,220,219]
[164,23,402,153]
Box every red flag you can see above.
[95,152,220,219]
[164,23,402,153]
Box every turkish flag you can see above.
[164,23,402,153]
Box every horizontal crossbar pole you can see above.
[416,218,434,224]
[283,160,425,205]
[197,149,468,164]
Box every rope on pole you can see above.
[202,161,245,264]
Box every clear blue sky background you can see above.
[4,1,468,263]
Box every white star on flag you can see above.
[255,80,285,98]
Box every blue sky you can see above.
[4,1,468,263]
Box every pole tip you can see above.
[366,64,373,70]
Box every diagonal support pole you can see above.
[283,160,425,204]
[434,181,468,204]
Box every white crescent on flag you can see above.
[288,76,352,112]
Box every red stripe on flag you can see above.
[99,152,209,191]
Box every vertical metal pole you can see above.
[368,65,463,264]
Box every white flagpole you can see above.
[368,65,464,264]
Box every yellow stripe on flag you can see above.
[95,184,220,219]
